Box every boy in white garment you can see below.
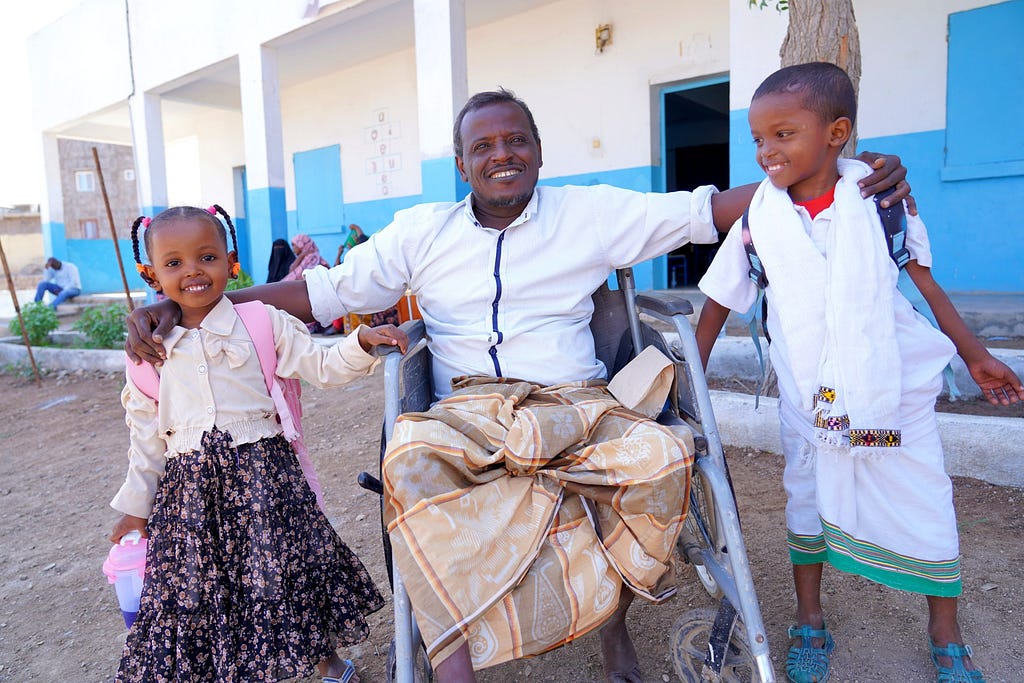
[696,62,1021,683]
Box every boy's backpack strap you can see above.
[125,355,161,402]
[873,186,911,270]
[740,208,771,407]
[233,301,301,443]
[741,208,769,289]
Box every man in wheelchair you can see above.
[126,88,910,682]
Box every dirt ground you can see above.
[0,367,1022,683]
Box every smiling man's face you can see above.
[456,101,543,227]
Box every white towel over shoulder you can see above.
[749,159,902,454]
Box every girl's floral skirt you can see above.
[117,429,384,682]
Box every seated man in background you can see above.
[34,257,81,310]
[126,88,912,683]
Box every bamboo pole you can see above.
[92,147,135,311]
[0,237,42,386]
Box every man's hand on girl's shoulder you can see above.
[125,299,181,365]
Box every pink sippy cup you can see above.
[102,530,148,628]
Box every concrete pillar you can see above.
[128,92,169,217]
[39,132,66,260]
[239,44,287,284]
[414,0,470,202]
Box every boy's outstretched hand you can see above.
[967,356,1024,405]
[358,323,409,354]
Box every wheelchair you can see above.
[359,268,776,683]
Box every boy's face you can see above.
[748,91,851,202]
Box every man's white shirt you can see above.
[306,184,718,399]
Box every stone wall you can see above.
[59,139,137,240]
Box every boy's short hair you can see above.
[753,62,857,127]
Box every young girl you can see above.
[109,205,406,683]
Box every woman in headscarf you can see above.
[331,225,402,334]
[282,233,329,282]
[281,234,333,333]
[266,238,296,283]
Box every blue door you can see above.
[293,145,344,235]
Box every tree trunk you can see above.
[779,0,861,156]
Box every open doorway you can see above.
[660,78,729,288]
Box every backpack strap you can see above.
[125,355,161,401]
[740,208,771,407]
[232,301,323,510]
[232,301,300,442]
[741,208,769,289]
[873,186,911,270]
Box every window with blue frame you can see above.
[944,0,1024,180]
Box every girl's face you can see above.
[142,218,237,328]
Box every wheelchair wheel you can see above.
[671,608,755,683]
[680,466,725,599]
[385,638,434,683]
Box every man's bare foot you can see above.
[600,590,643,683]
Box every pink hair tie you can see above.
[207,206,217,215]
[141,217,151,228]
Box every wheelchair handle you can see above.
[635,292,694,317]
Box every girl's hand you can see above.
[967,356,1024,405]
[358,324,409,354]
[110,514,149,543]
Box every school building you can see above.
[27,0,1023,294]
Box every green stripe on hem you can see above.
[788,529,827,565]
[790,548,827,565]
[820,518,961,582]
[827,549,962,597]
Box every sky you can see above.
[0,1,82,208]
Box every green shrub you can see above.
[225,267,254,291]
[73,303,129,349]
[8,302,59,346]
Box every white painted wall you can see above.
[171,0,730,211]
[281,47,421,205]
[32,0,731,213]
[729,0,1000,138]
[125,0,373,95]
[27,0,132,132]
[162,104,245,215]
[470,0,729,179]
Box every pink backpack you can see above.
[125,300,325,510]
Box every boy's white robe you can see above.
[700,160,962,595]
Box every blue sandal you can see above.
[323,658,357,683]
[786,624,835,683]
[929,640,986,683]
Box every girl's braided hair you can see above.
[130,205,239,287]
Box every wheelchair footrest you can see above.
[704,598,739,676]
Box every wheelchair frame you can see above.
[362,268,775,683]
